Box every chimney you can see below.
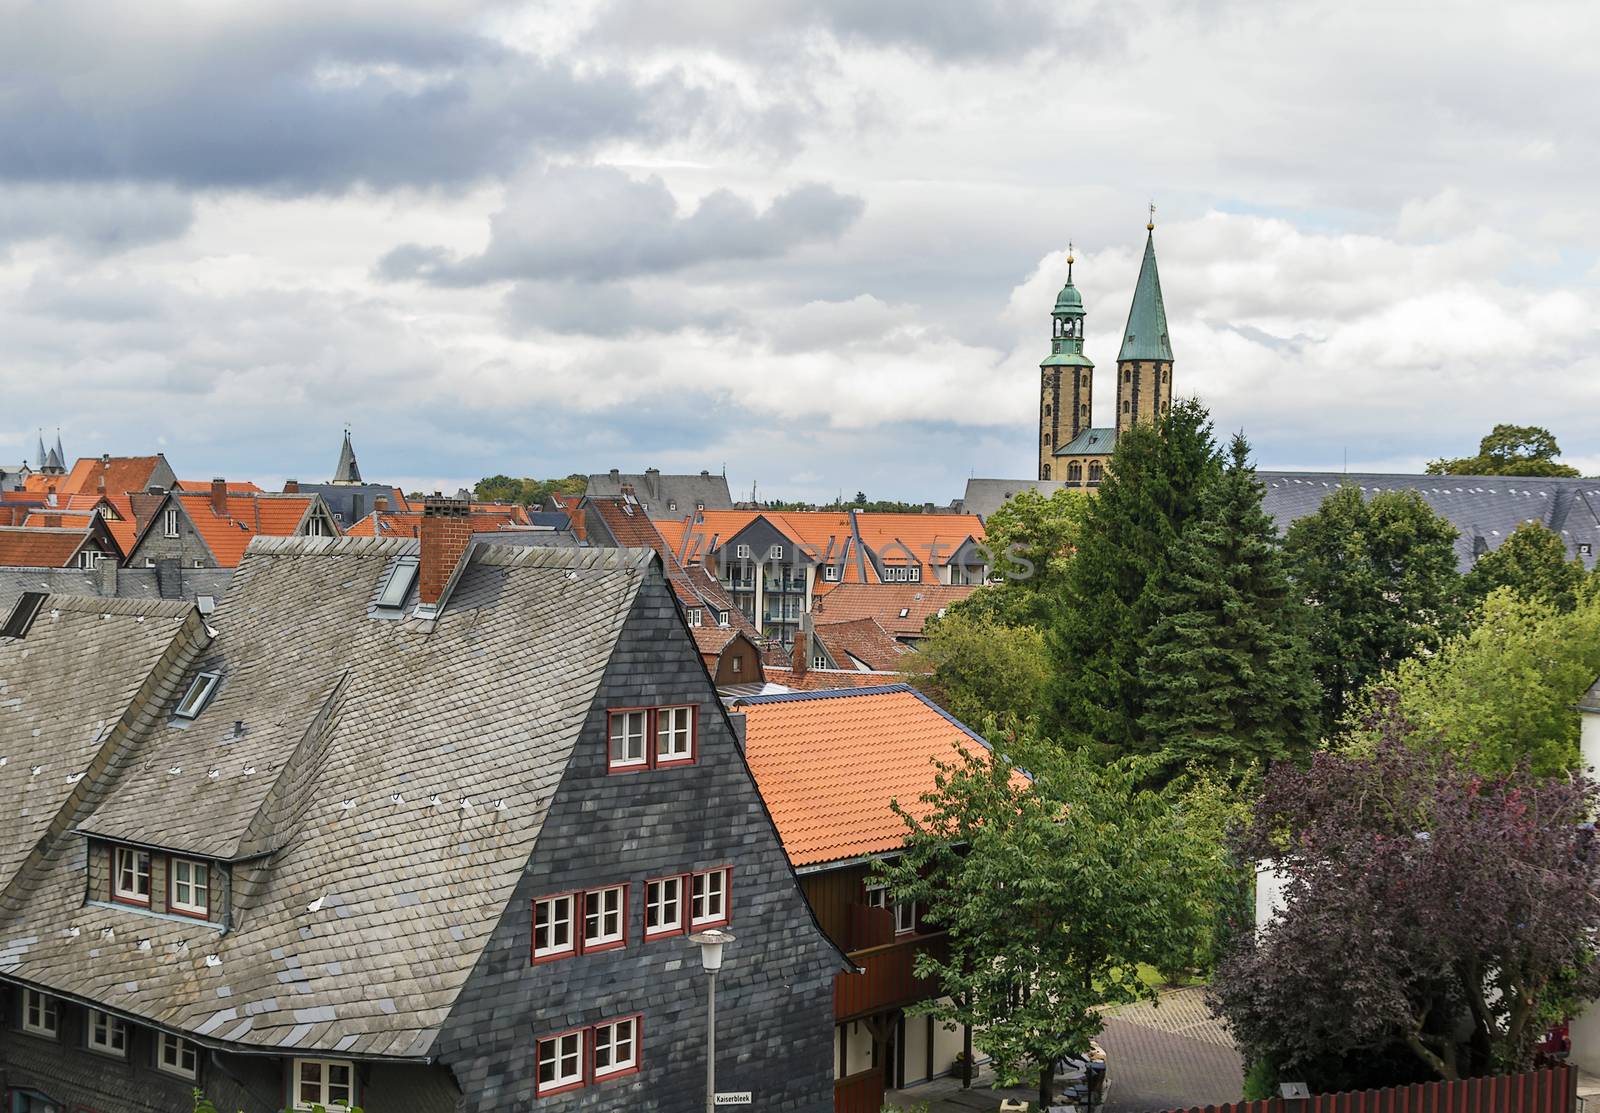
[419,493,472,607]
[100,452,110,464]
[210,477,228,516]
[727,711,747,753]
[284,478,300,494]
[791,630,808,677]
[609,468,620,481]
[645,467,660,499]
[374,495,389,513]
[96,473,106,494]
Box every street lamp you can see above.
[689,928,735,1113]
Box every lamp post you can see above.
[689,928,735,1113]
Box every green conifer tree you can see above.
[1136,434,1319,784]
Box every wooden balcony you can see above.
[834,1069,884,1113]
[834,931,948,1022]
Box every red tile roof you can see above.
[167,492,320,567]
[736,685,995,867]
[812,618,919,672]
[810,583,978,639]
[177,479,265,494]
[26,456,168,498]
[761,667,905,692]
[0,526,93,568]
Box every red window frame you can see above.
[689,866,733,929]
[166,856,211,920]
[605,706,698,773]
[581,885,628,954]
[531,892,578,963]
[534,1028,586,1097]
[110,844,152,907]
[590,1014,643,1083]
[643,875,685,940]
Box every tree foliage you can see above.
[473,473,586,506]
[1344,587,1600,775]
[879,734,1226,1106]
[1462,521,1590,613]
[1137,435,1320,785]
[1283,485,1462,731]
[913,609,1050,728]
[1045,400,1221,754]
[1427,424,1581,477]
[1210,712,1600,1090]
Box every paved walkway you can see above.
[888,986,1243,1113]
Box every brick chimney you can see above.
[419,494,472,606]
[210,477,228,516]
[374,495,389,512]
[283,478,300,494]
[791,630,808,677]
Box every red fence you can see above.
[834,1068,884,1113]
[1162,1065,1576,1113]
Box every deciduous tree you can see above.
[1427,424,1581,477]
[1462,520,1590,613]
[913,609,1050,728]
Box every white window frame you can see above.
[645,876,683,938]
[582,885,626,950]
[533,893,576,960]
[162,508,181,537]
[769,543,784,560]
[292,1057,356,1110]
[21,989,58,1038]
[823,564,841,582]
[691,867,730,928]
[607,709,648,771]
[735,544,750,559]
[685,606,702,627]
[157,1031,199,1080]
[895,898,918,935]
[170,857,210,917]
[76,550,99,569]
[86,1008,128,1058]
[173,671,221,720]
[592,1016,640,1079]
[113,845,151,904]
[375,555,418,609]
[655,706,694,764]
[536,1030,584,1095]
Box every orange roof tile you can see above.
[812,618,920,672]
[853,512,986,578]
[810,583,978,639]
[27,456,168,498]
[177,479,265,494]
[736,685,994,867]
[169,492,319,567]
[0,526,93,568]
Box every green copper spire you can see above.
[1043,244,1094,368]
[1117,227,1173,362]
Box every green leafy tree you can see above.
[1137,435,1320,785]
[984,487,1091,602]
[1462,520,1590,612]
[1344,587,1600,775]
[472,473,586,506]
[1427,424,1581,477]
[878,735,1226,1107]
[1044,399,1222,755]
[1283,485,1462,730]
[912,610,1050,727]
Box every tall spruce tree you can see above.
[1137,435,1319,784]
[1044,399,1221,755]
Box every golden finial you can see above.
[1147,201,1156,232]
[1066,240,1074,282]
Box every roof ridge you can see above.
[735,682,913,706]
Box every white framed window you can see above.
[645,876,683,938]
[685,606,702,626]
[173,671,220,720]
[691,867,730,928]
[113,845,151,904]
[769,544,784,560]
[607,709,647,770]
[170,857,210,917]
[163,508,181,537]
[76,550,99,569]
[532,893,575,960]
[86,1009,128,1058]
[866,882,888,910]
[21,989,58,1037]
[823,564,841,581]
[376,555,419,609]
[735,544,750,559]
[292,1057,355,1110]
[592,1016,640,1079]
[583,885,626,951]
[731,656,742,675]
[158,1032,199,1079]
[895,898,918,935]
[655,706,694,764]
[717,611,730,627]
[536,1030,583,1096]
[144,557,156,568]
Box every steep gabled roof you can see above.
[811,582,977,639]
[812,618,917,673]
[585,470,733,519]
[734,684,994,868]
[1117,229,1173,362]
[332,430,362,484]
[149,491,329,567]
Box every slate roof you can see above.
[1578,675,1600,714]
[0,566,233,615]
[734,685,993,868]
[293,483,409,529]
[811,583,977,639]
[0,536,655,1060]
[1055,426,1118,456]
[585,470,733,519]
[1258,471,1600,572]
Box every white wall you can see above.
[1255,861,1289,931]
[1580,709,1600,781]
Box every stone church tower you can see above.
[1115,221,1173,433]
[1037,249,1093,481]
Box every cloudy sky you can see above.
[2,0,1597,502]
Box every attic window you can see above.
[898,608,911,619]
[174,672,221,720]
[376,556,419,609]
[823,565,841,582]
[1,592,47,639]
[163,509,180,537]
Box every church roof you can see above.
[1041,349,1095,368]
[1053,280,1083,315]
[1055,427,1118,456]
[1118,230,1173,362]
[332,430,362,484]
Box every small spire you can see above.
[1147,201,1156,232]
[1066,240,1074,283]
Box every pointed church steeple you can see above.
[35,430,47,470]
[1115,213,1174,433]
[332,428,362,485]
[52,429,65,472]
[1038,244,1095,481]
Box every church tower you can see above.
[1115,216,1173,434]
[1038,248,1093,481]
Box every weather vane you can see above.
[1147,201,1156,230]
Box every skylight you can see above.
[376,556,419,609]
[0,592,47,639]
[174,672,221,720]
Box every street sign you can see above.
[714,1094,753,1106]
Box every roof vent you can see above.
[1,591,48,639]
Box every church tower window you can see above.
[1042,465,1051,480]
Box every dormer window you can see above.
[113,846,151,906]
[76,550,100,570]
[823,565,841,582]
[163,508,180,537]
[685,607,703,627]
[375,556,419,609]
[170,857,210,917]
[86,1009,128,1058]
[174,672,221,720]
